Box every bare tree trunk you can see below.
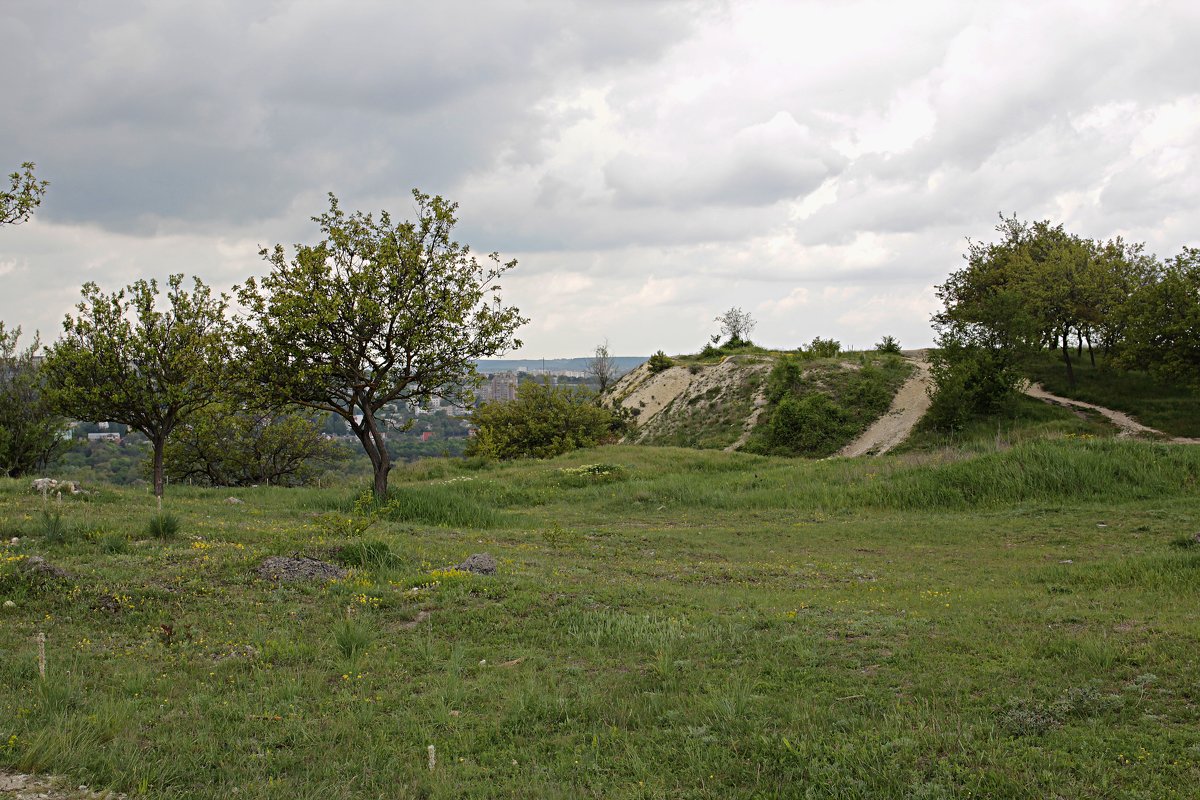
[351,408,392,501]
[1085,330,1096,368]
[1061,328,1076,388]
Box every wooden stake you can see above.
[37,632,46,679]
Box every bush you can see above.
[647,351,674,373]
[766,393,852,455]
[874,335,902,354]
[926,331,1025,431]
[765,356,804,404]
[807,337,841,358]
[468,380,617,460]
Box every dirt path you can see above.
[838,351,931,457]
[1024,384,1200,443]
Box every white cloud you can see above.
[3,0,1200,356]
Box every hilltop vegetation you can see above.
[2,438,1199,798]
[609,344,914,457]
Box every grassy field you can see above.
[2,437,1200,798]
[1025,353,1200,438]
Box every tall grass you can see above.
[592,439,1200,513]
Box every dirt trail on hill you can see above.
[838,351,931,457]
[1024,384,1200,443]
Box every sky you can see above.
[2,0,1199,358]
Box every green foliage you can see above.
[43,275,230,499]
[0,324,70,478]
[0,162,48,226]
[145,512,180,540]
[874,335,902,354]
[926,324,1027,431]
[468,381,616,460]
[647,350,674,373]
[162,404,348,487]
[1117,246,1200,387]
[237,190,526,500]
[765,356,804,403]
[806,336,841,358]
[748,354,911,457]
[766,393,852,454]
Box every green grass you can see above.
[1,443,1200,798]
[1026,352,1200,437]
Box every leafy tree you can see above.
[1,162,48,226]
[647,350,674,373]
[0,324,70,477]
[1119,247,1200,386]
[588,339,618,393]
[237,191,526,499]
[715,306,756,346]
[162,404,348,487]
[467,380,616,460]
[765,355,804,403]
[43,275,230,504]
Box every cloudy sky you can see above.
[3,0,1198,357]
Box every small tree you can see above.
[874,336,902,354]
[647,350,674,373]
[467,381,615,460]
[587,339,618,394]
[0,324,70,477]
[163,404,348,487]
[1,162,48,226]
[715,307,756,346]
[237,191,526,499]
[43,275,230,505]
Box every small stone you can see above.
[1060,559,1074,564]
[3,600,15,609]
[453,553,497,575]
[225,497,244,505]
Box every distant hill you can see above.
[474,356,647,375]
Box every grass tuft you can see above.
[145,512,180,540]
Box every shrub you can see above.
[765,356,804,404]
[807,337,841,358]
[468,380,617,460]
[874,335,902,354]
[767,393,852,455]
[647,351,674,373]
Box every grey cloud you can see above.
[0,1,710,235]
